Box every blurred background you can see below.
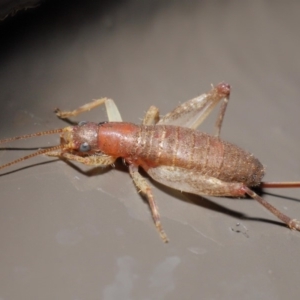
[0,1,299,299]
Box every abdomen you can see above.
[134,125,265,186]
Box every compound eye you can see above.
[79,142,91,152]
[78,121,87,126]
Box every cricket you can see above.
[0,82,299,242]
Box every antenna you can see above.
[0,128,64,171]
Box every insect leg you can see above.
[55,98,123,122]
[142,106,160,125]
[157,83,230,137]
[147,166,245,197]
[128,164,169,242]
[47,151,116,166]
[214,88,230,138]
[148,166,300,231]
[243,186,300,231]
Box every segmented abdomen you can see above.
[134,125,264,186]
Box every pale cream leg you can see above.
[47,151,116,166]
[129,164,169,242]
[143,105,160,125]
[157,83,231,137]
[55,97,123,122]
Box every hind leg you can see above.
[148,165,300,231]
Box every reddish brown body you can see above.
[72,121,264,187]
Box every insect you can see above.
[0,83,299,242]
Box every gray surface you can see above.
[0,1,300,299]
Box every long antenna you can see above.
[0,145,63,171]
[0,128,64,145]
[0,128,65,171]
